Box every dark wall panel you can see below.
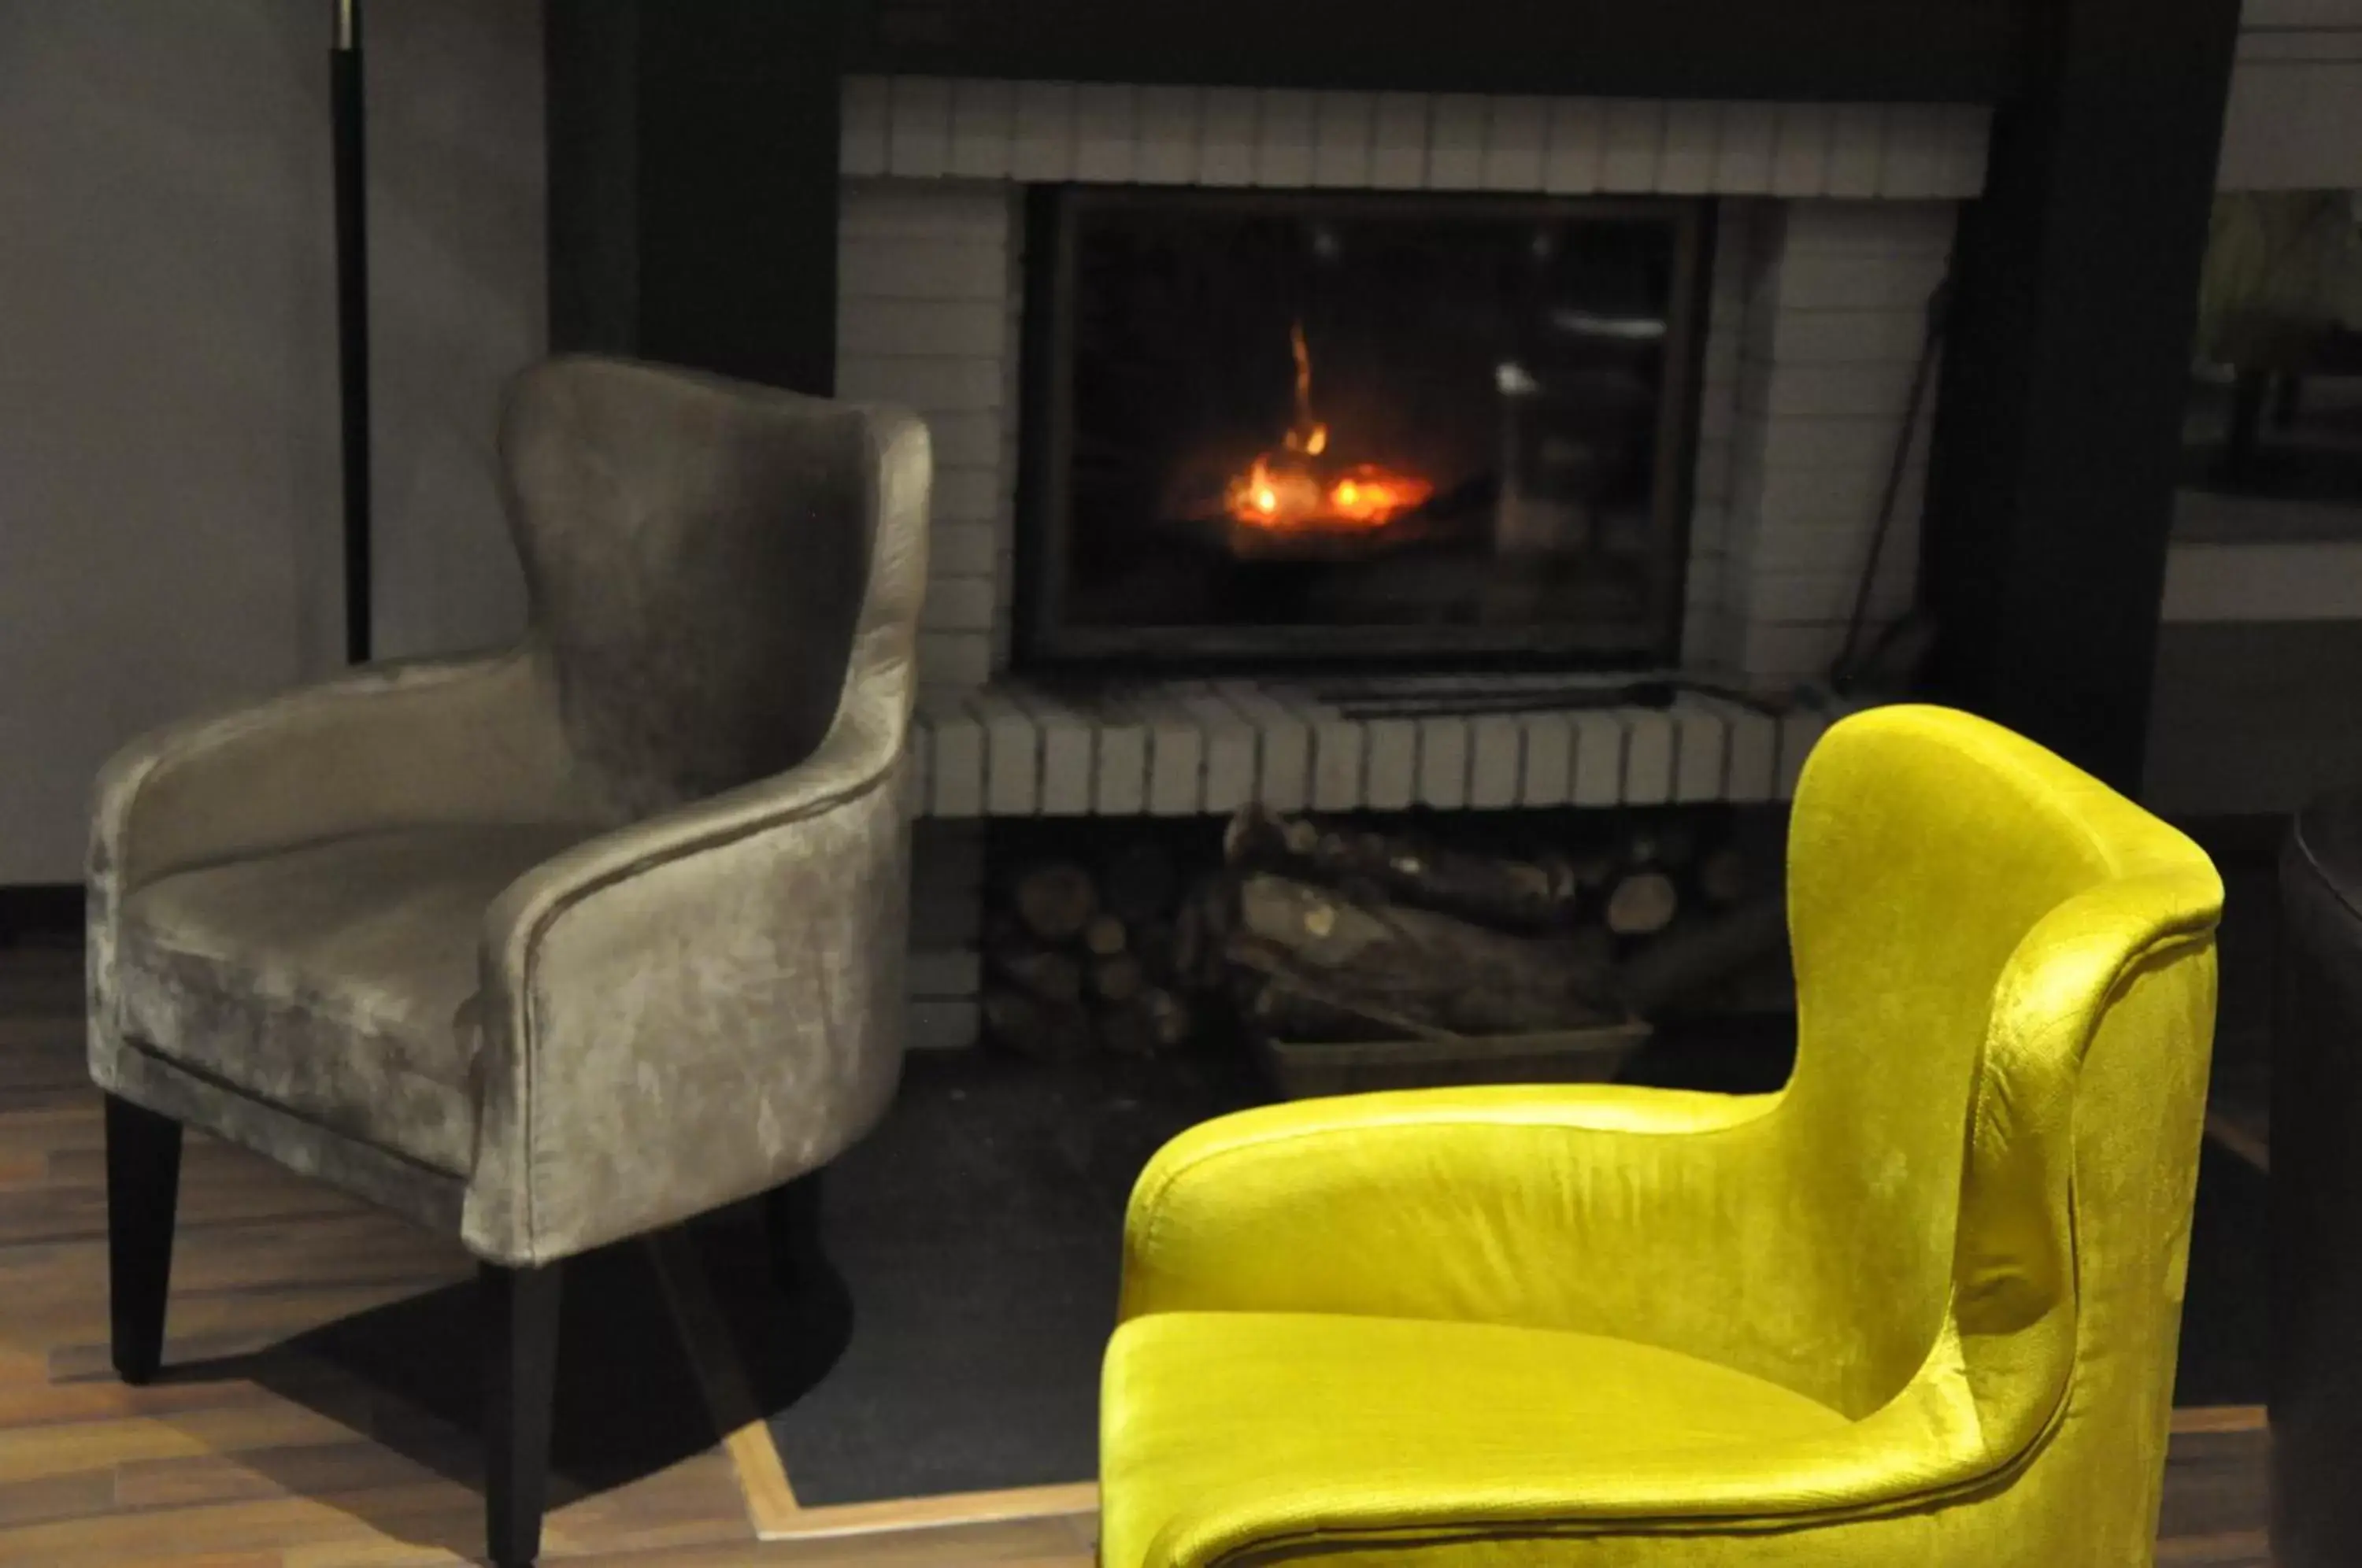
[546,1,842,394]
[1923,0,2242,790]
[846,0,2026,102]
[546,2,640,358]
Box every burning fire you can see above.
[1222,323,1432,534]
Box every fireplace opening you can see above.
[1013,186,1711,671]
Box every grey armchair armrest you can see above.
[85,357,930,1568]
[471,615,919,1266]
[86,646,601,1082]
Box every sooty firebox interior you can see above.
[1013,186,1710,671]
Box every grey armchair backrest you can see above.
[503,357,915,821]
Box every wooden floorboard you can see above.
[0,946,2263,1564]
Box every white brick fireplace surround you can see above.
[836,78,1994,1046]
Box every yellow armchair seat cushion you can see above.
[1102,1311,1854,1566]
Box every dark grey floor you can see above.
[746,1047,1262,1506]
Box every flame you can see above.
[1222,322,1431,534]
[1324,464,1427,523]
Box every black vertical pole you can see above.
[331,0,372,664]
[1919,0,2239,790]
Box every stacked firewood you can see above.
[981,807,1790,1061]
[1212,805,1788,1045]
[980,844,1198,1060]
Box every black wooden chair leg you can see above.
[104,1094,183,1386]
[484,1260,563,1568]
[761,1170,826,1297]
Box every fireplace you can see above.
[1013,187,1710,670]
[794,76,2004,1050]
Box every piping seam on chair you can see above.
[507,734,905,1262]
[1961,918,2216,1412]
[1180,1358,2080,1568]
[524,729,901,918]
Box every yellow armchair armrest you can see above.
[1120,1082,1785,1337]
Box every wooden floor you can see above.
[0,943,2268,1565]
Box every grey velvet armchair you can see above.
[85,356,931,1566]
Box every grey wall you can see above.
[365,0,543,661]
[2219,0,2362,190]
[2145,621,2362,815]
[0,2,543,885]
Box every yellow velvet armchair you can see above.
[1099,704,2223,1567]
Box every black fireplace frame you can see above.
[1010,184,1715,673]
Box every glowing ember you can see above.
[1221,322,1432,534]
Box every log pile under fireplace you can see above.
[980,803,1792,1084]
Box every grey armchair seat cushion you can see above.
[88,356,934,1267]
[114,823,598,1176]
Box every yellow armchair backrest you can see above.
[1780,706,2222,1448]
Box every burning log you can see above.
[1221,322,1435,543]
